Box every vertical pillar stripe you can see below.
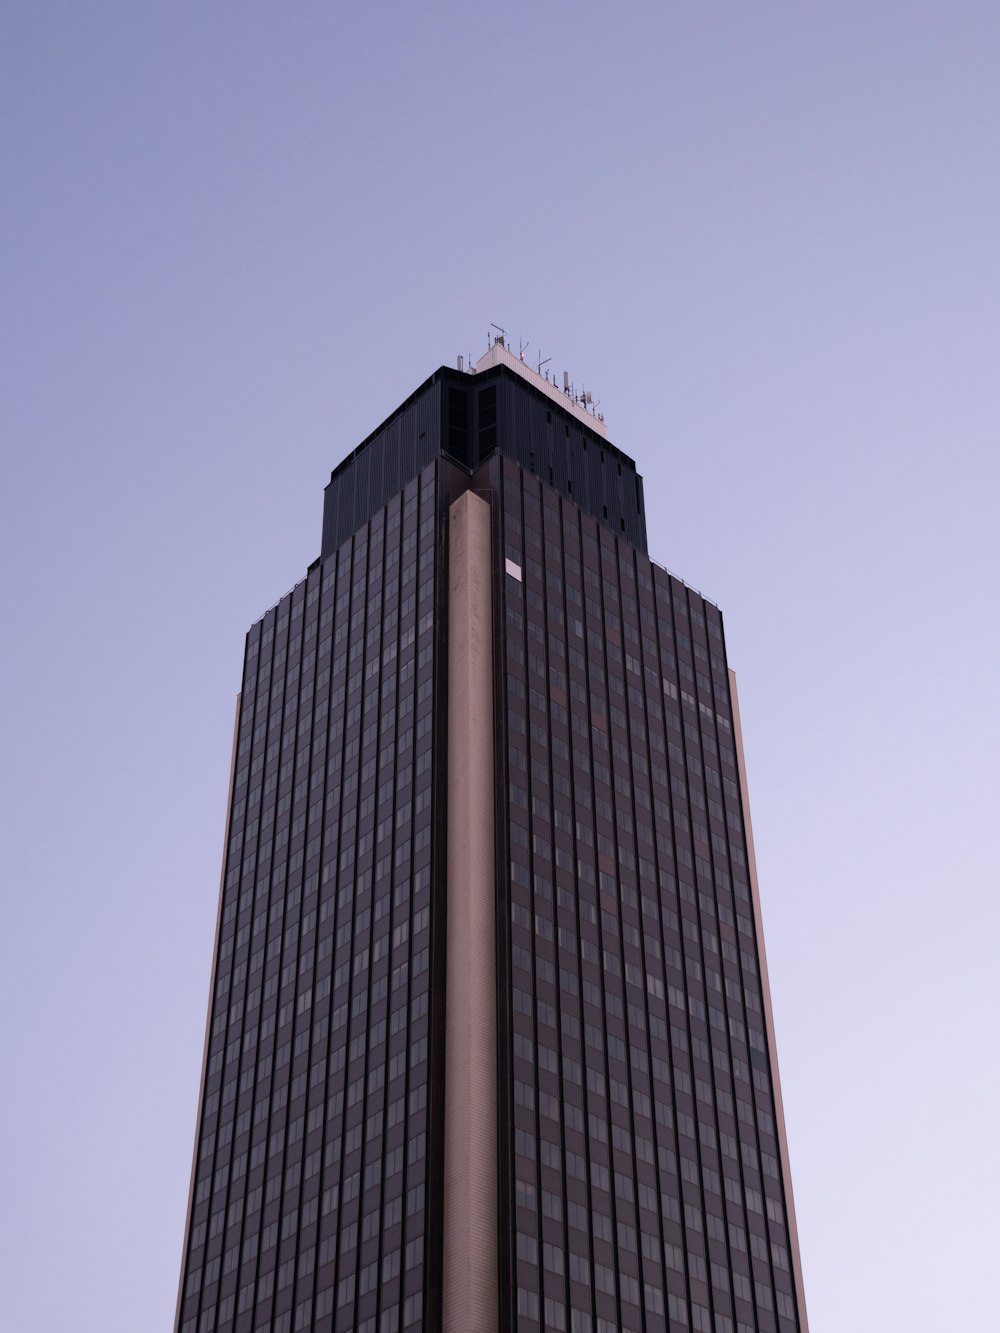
[443,490,498,1332]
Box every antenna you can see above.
[472,328,608,431]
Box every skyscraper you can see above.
[174,340,809,1333]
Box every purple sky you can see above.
[2,5,998,1330]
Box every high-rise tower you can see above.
[175,341,809,1333]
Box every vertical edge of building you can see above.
[729,669,810,1333]
[442,490,499,1332]
[173,693,243,1333]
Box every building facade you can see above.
[174,343,809,1333]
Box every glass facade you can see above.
[177,465,445,1333]
[175,360,807,1333]
[492,455,802,1333]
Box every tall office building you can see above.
[175,341,809,1333]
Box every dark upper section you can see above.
[320,363,648,557]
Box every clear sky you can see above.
[2,4,997,1330]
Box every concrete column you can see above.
[443,491,497,1333]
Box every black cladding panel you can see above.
[321,377,443,556]
[321,364,648,558]
[489,370,647,551]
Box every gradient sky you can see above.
[2,4,998,1330]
